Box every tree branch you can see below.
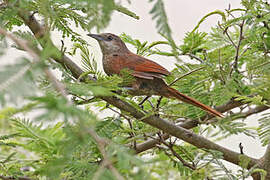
[240,105,269,118]
[262,143,270,179]
[88,129,125,180]
[158,137,196,170]
[135,97,247,153]
[17,10,94,81]
[140,114,259,169]
[232,20,245,72]
[0,27,69,101]
[0,176,32,180]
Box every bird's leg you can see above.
[138,96,150,109]
[122,87,135,91]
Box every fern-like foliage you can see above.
[149,0,172,40]
[258,113,270,146]
[120,33,170,56]
[1,0,270,179]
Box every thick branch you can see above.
[0,176,32,180]
[240,105,269,118]
[261,110,270,179]
[18,10,92,81]
[141,114,258,169]
[262,142,270,169]
[135,97,247,153]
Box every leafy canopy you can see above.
[0,0,270,179]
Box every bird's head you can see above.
[87,33,129,55]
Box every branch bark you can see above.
[135,97,247,153]
[261,117,270,179]
[240,105,269,118]
[0,176,32,180]
[262,143,270,179]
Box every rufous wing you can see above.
[119,52,170,79]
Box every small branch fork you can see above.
[218,19,245,76]
[232,19,245,73]
[156,133,196,170]
[89,129,124,180]
[107,106,137,149]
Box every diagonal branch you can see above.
[0,27,69,101]
[88,129,125,180]
[140,113,259,169]
[18,9,94,81]
[261,142,270,180]
[233,20,245,71]
[240,105,269,118]
[261,109,270,179]
[0,176,32,180]
[158,136,196,170]
[135,97,247,153]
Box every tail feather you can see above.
[167,87,224,118]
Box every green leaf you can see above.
[114,4,140,20]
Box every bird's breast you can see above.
[102,55,121,75]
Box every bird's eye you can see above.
[107,35,113,41]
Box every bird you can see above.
[87,33,223,118]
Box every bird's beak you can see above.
[87,34,104,41]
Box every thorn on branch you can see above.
[30,11,38,19]
[61,40,65,53]
[239,142,244,154]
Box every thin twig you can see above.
[232,20,245,73]
[218,49,226,84]
[220,23,237,49]
[169,67,205,86]
[156,67,205,110]
[156,96,163,110]
[88,129,125,180]
[157,136,196,170]
[107,106,137,149]
[138,96,150,106]
[185,53,204,63]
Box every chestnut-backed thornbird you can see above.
[88,33,223,117]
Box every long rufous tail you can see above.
[166,87,224,118]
